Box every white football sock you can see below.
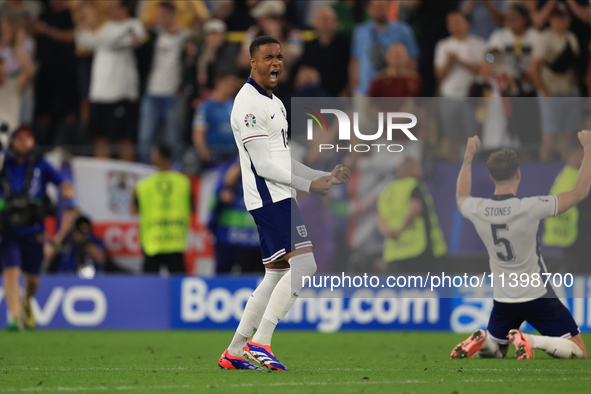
[477,332,503,358]
[227,268,288,357]
[252,252,317,346]
[522,334,584,359]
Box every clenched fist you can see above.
[330,164,351,185]
[578,130,591,149]
[465,135,481,159]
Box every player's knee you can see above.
[291,252,317,277]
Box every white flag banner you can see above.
[71,158,214,274]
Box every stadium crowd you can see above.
[1,0,591,276]
[1,0,590,163]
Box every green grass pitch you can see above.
[0,331,589,393]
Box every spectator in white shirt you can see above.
[435,11,485,160]
[75,0,145,161]
[487,3,541,159]
[530,3,581,162]
[137,1,191,164]
[0,27,35,148]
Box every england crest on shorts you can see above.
[296,225,307,237]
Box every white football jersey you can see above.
[461,194,558,302]
[231,78,293,211]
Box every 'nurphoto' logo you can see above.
[304,108,417,153]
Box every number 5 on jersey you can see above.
[491,224,515,262]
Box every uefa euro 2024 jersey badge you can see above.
[244,113,256,128]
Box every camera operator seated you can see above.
[0,127,75,331]
[44,208,110,276]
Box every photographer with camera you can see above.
[0,127,75,331]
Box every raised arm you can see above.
[555,130,591,214]
[14,29,35,93]
[456,135,481,213]
[245,138,332,196]
[482,0,506,27]
[76,22,145,51]
[565,0,591,24]
[532,0,557,30]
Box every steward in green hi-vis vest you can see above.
[377,177,447,263]
[542,165,579,247]
[136,171,191,256]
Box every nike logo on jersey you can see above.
[271,114,275,119]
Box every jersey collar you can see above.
[490,194,516,201]
[246,77,273,100]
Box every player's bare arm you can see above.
[456,135,481,213]
[555,130,591,215]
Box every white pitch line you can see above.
[5,367,586,373]
[1,377,591,392]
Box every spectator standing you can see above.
[0,127,75,331]
[368,43,423,98]
[131,143,192,274]
[75,0,146,161]
[137,1,192,164]
[237,1,303,90]
[32,0,77,146]
[487,3,541,159]
[141,0,208,31]
[376,158,447,273]
[543,146,591,274]
[0,26,34,137]
[1,15,35,126]
[209,157,262,274]
[69,0,109,127]
[400,0,459,96]
[204,0,234,22]
[193,72,238,168]
[350,0,418,96]
[435,11,485,160]
[0,0,42,29]
[530,3,580,161]
[223,0,257,31]
[534,0,591,95]
[331,0,369,36]
[196,19,238,91]
[461,0,508,40]
[301,6,351,97]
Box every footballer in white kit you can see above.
[450,135,591,360]
[218,36,350,371]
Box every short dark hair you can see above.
[249,35,281,57]
[487,149,519,182]
[509,3,532,27]
[158,1,176,13]
[119,0,137,17]
[154,142,173,162]
[74,216,92,234]
[447,9,470,23]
